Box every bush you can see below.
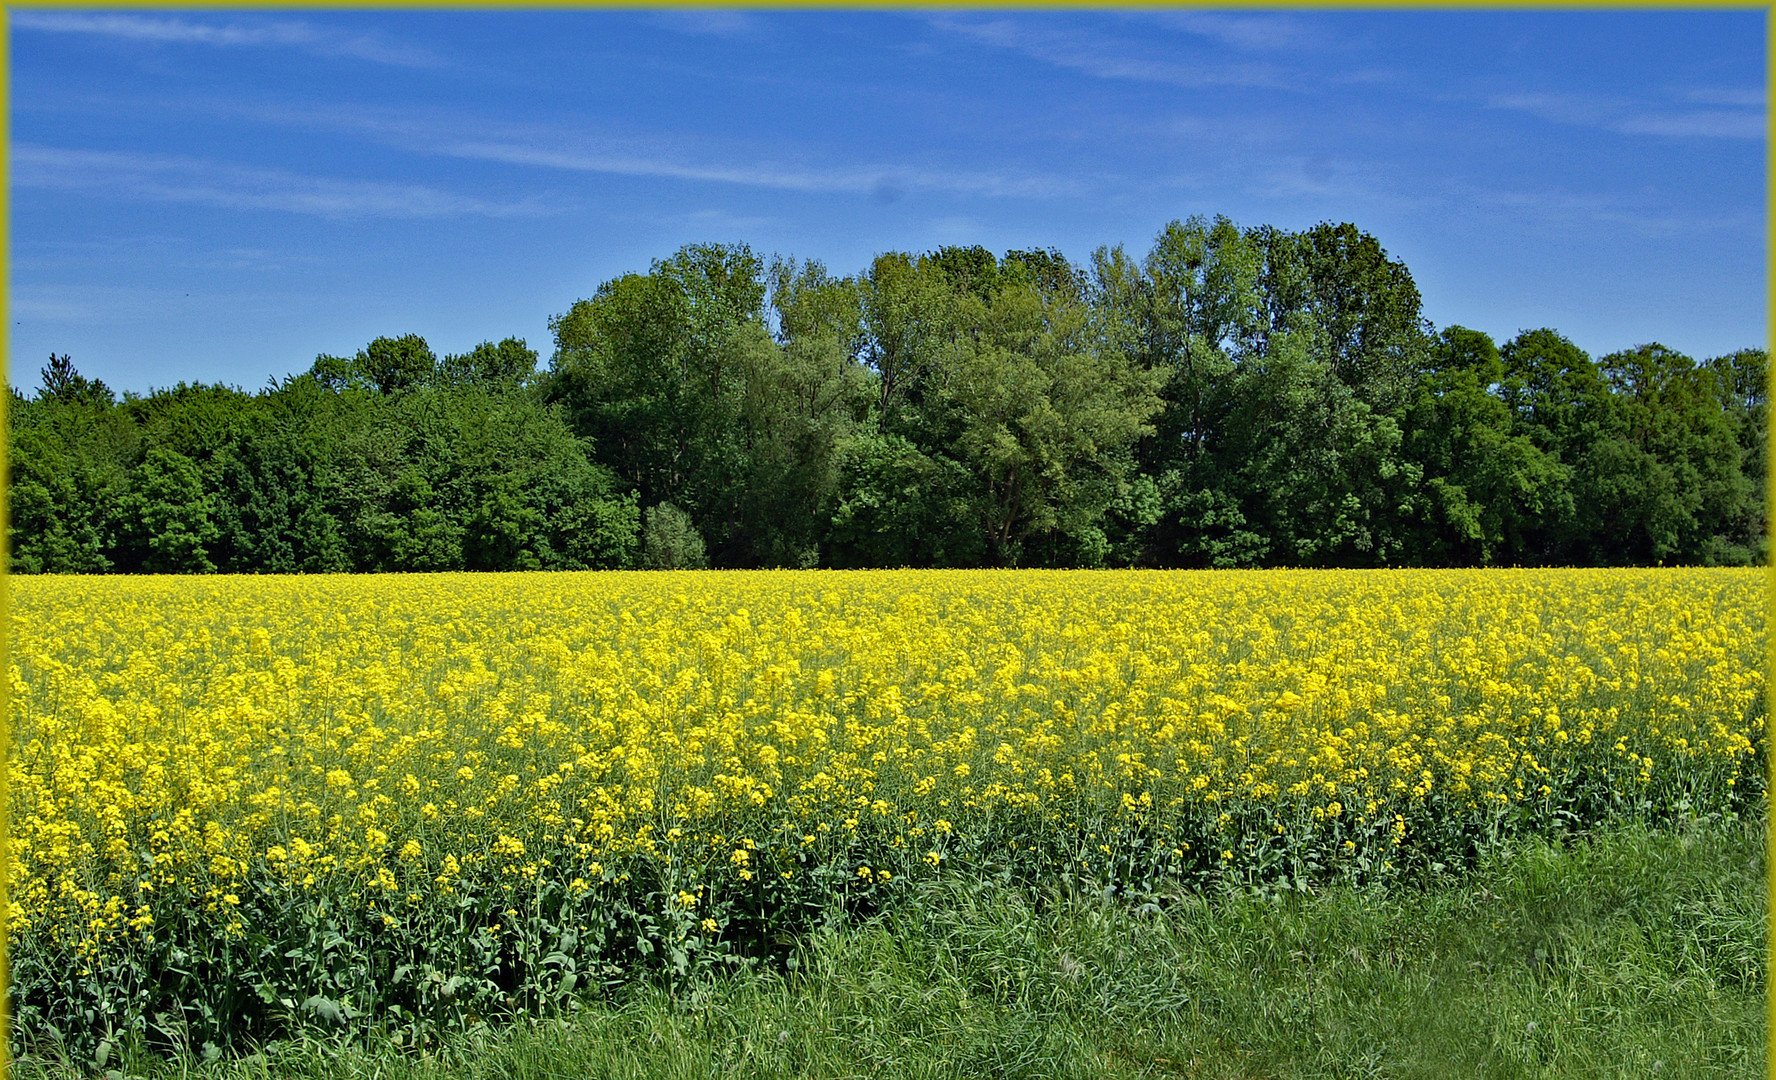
[641,502,708,569]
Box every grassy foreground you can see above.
[22,811,1764,1080]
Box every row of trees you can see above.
[11,217,1766,573]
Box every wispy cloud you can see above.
[1469,184,1754,239]
[11,282,172,323]
[1613,111,1763,140]
[649,207,781,234]
[127,96,1089,203]
[1146,12,1325,53]
[929,15,1287,90]
[1486,91,1616,127]
[1684,86,1764,108]
[646,10,762,40]
[1488,90,1763,140]
[14,144,547,219]
[439,138,1081,200]
[12,287,101,323]
[11,11,439,68]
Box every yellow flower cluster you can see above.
[11,568,1763,960]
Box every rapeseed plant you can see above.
[8,568,1763,1061]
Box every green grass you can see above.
[20,812,1764,1080]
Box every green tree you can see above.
[331,387,635,573]
[9,357,134,573]
[857,252,957,435]
[1094,217,1266,565]
[1401,327,1570,565]
[38,352,115,409]
[1599,343,1751,564]
[738,257,873,567]
[1704,348,1767,563]
[1212,321,1421,566]
[311,334,437,394]
[906,252,1167,566]
[1253,222,1432,412]
[549,242,847,567]
[115,447,219,573]
[641,501,708,569]
[437,338,538,392]
[825,430,979,567]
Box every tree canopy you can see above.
[12,219,1765,573]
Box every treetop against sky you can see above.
[10,8,1765,394]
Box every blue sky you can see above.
[10,9,1766,396]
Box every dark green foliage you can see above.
[312,334,439,395]
[11,219,1766,573]
[38,352,115,409]
[328,388,637,573]
[9,357,637,575]
[641,502,709,570]
[543,244,775,565]
[1400,327,1571,566]
[8,378,133,573]
[437,338,538,393]
[841,245,1165,567]
[824,431,982,568]
[114,447,220,573]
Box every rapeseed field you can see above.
[9,568,1764,1060]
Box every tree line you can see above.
[10,217,1766,574]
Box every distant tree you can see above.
[1212,319,1421,566]
[857,252,957,435]
[38,353,115,408]
[1253,221,1431,412]
[114,447,219,573]
[1704,348,1767,562]
[549,241,865,568]
[1002,247,1086,302]
[207,378,351,573]
[1123,216,1264,564]
[825,430,977,568]
[1401,326,1570,565]
[311,334,437,394]
[641,502,708,569]
[437,338,538,391]
[745,257,873,566]
[895,250,1167,566]
[10,358,133,573]
[331,387,636,573]
[927,245,1001,302]
[8,225,1763,575]
[1598,343,1750,564]
[9,400,127,573]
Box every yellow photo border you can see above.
[0,8,1766,1080]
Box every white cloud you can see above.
[11,288,100,323]
[1487,90,1763,140]
[646,10,762,40]
[1684,87,1764,108]
[439,137,1081,200]
[10,282,178,323]
[928,15,1287,90]
[1147,12,1324,53]
[14,145,547,219]
[1486,91,1615,127]
[106,96,1087,204]
[1613,111,1763,140]
[11,11,439,68]
[1468,184,1754,239]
